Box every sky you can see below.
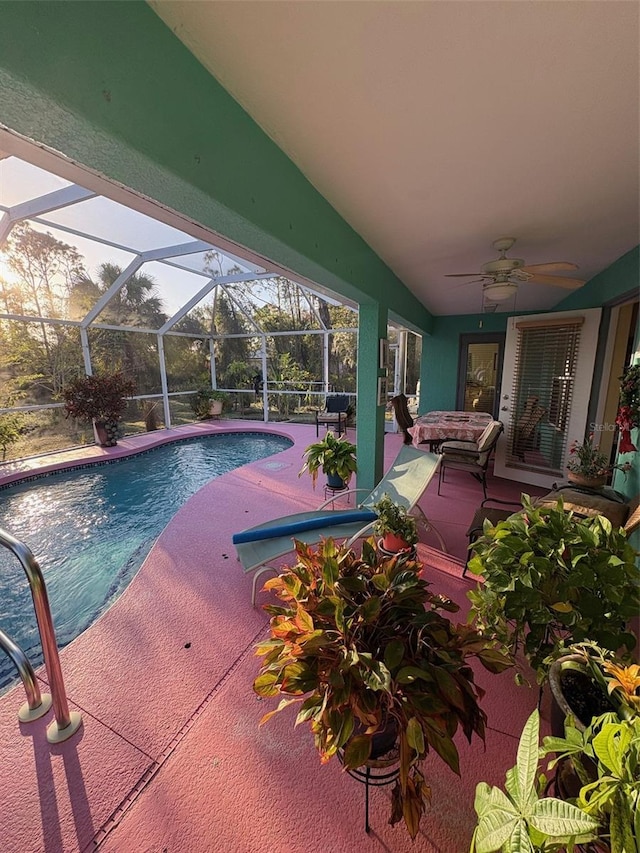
[0,157,255,317]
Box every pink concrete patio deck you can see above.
[0,422,548,853]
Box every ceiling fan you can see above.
[446,237,585,303]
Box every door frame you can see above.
[493,307,602,489]
[456,332,505,419]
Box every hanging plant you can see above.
[616,364,639,453]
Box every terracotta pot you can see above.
[381,532,412,553]
[567,471,607,489]
[377,539,417,564]
[209,400,223,417]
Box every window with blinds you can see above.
[506,317,583,474]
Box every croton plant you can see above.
[253,538,511,839]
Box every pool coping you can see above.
[0,419,298,489]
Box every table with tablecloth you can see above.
[408,410,492,449]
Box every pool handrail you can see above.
[0,527,82,743]
[0,627,53,722]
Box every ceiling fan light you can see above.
[483,281,518,302]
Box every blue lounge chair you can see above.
[233,445,445,605]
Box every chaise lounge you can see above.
[233,444,445,604]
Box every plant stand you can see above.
[324,482,349,503]
[338,750,400,833]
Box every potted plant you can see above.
[253,537,512,839]
[543,641,640,842]
[566,434,632,488]
[372,494,418,555]
[548,641,639,736]
[298,430,357,490]
[189,387,228,419]
[466,496,640,685]
[62,371,136,447]
[541,707,640,852]
[471,709,601,853]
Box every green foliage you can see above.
[268,351,314,417]
[372,494,418,546]
[542,712,640,853]
[471,710,600,852]
[299,431,357,488]
[189,387,228,418]
[466,496,640,684]
[61,372,136,423]
[0,412,25,460]
[254,538,512,840]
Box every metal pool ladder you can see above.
[0,527,82,743]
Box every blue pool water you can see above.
[0,432,291,691]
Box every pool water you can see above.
[0,432,291,691]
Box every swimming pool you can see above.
[0,432,291,691]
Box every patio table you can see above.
[408,410,492,449]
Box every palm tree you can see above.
[71,263,168,389]
[71,262,166,327]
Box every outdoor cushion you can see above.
[536,490,629,529]
[232,509,377,544]
[440,440,478,455]
[476,420,503,452]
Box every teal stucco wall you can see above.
[556,246,639,312]
[419,313,508,413]
[0,0,432,334]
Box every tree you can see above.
[71,263,168,391]
[0,412,24,461]
[0,223,87,399]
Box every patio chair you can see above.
[513,395,547,460]
[437,420,504,501]
[315,394,350,436]
[233,444,445,605]
[390,394,414,444]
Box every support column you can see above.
[356,303,388,492]
[323,331,330,393]
[157,334,171,429]
[209,338,217,388]
[261,335,268,422]
[79,326,92,376]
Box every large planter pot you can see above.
[209,400,223,418]
[567,471,607,489]
[93,419,119,447]
[548,655,616,737]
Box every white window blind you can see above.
[506,318,584,474]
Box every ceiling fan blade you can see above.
[522,262,579,274]
[445,273,484,277]
[527,273,585,289]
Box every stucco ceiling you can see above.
[150,1,639,317]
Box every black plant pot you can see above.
[369,718,399,760]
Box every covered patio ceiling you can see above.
[150,0,639,316]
